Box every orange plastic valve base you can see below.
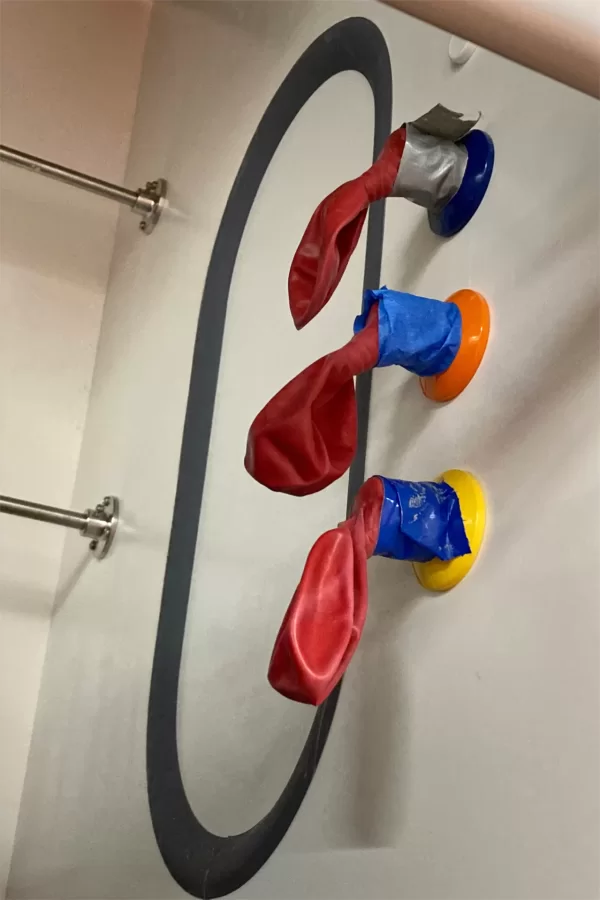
[420,289,490,402]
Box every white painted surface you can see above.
[8,2,600,899]
[0,2,149,897]
[180,68,374,835]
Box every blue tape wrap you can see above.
[353,286,461,376]
[374,476,471,562]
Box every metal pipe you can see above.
[0,145,139,207]
[380,0,600,99]
[0,495,87,531]
[0,493,119,560]
[0,144,167,233]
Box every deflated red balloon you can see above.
[268,476,384,705]
[245,304,379,496]
[289,126,406,330]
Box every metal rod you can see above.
[0,495,87,530]
[0,145,139,207]
[0,493,119,560]
[0,144,167,234]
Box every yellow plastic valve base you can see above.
[413,469,486,592]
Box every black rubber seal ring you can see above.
[147,16,392,898]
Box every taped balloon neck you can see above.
[354,286,461,376]
[391,123,467,211]
[373,476,470,562]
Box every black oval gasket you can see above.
[147,16,392,899]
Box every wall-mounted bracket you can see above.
[0,144,167,234]
[0,493,119,560]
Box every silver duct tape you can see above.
[411,103,480,142]
[391,123,468,212]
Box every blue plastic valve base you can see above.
[428,129,495,238]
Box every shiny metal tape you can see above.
[391,124,467,211]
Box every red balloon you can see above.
[288,126,406,330]
[245,304,379,496]
[268,476,384,705]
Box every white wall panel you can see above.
[0,3,150,897]
[179,68,374,836]
[7,2,599,899]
